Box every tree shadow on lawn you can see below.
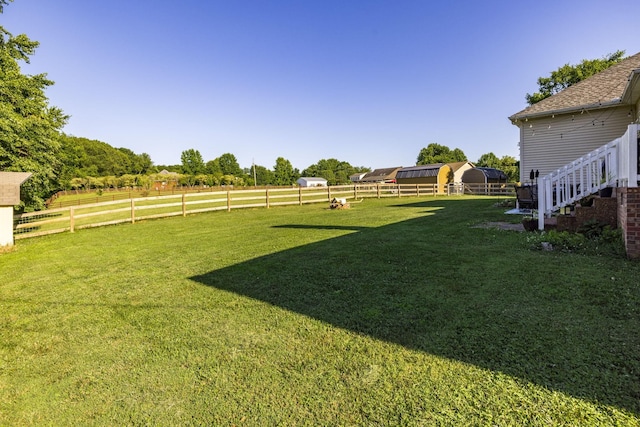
[190,199,640,414]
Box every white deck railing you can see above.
[537,124,639,230]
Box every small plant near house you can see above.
[527,230,587,253]
[528,220,625,256]
[521,215,538,232]
[577,219,607,239]
[577,194,595,207]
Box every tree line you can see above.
[162,149,371,188]
[58,142,519,194]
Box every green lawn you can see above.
[1,197,639,425]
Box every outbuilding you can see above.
[359,167,402,183]
[349,172,367,183]
[447,161,475,183]
[297,177,328,187]
[461,167,508,184]
[0,171,32,247]
[395,163,453,193]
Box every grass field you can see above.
[1,196,639,425]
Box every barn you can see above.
[359,167,402,183]
[448,161,475,183]
[461,167,508,184]
[395,164,453,194]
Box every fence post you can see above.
[354,185,358,199]
[227,190,231,212]
[70,207,75,233]
[377,184,381,199]
[131,199,135,224]
[266,189,270,208]
[416,184,419,197]
[299,187,302,205]
[182,193,186,217]
[328,186,331,201]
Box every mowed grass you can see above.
[1,196,639,425]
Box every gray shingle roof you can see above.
[396,164,445,179]
[475,167,507,181]
[360,167,402,182]
[509,52,640,121]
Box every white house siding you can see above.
[519,106,634,181]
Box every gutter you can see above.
[509,98,625,124]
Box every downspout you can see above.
[519,124,525,183]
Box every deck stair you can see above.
[537,124,639,230]
[554,194,618,232]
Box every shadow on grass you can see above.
[191,199,640,414]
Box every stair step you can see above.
[554,195,617,232]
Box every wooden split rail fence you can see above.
[14,183,514,240]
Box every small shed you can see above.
[395,164,453,193]
[461,167,508,184]
[297,177,328,187]
[0,172,32,246]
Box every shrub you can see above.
[528,225,625,257]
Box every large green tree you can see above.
[476,152,519,182]
[301,158,368,185]
[250,164,273,186]
[0,1,68,210]
[180,149,205,175]
[526,50,625,105]
[205,158,222,175]
[57,135,154,188]
[216,153,243,176]
[117,147,152,175]
[416,143,466,165]
[476,152,501,169]
[272,157,298,186]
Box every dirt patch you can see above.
[473,221,525,232]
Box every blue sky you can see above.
[4,0,640,171]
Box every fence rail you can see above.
[14,182,515,240]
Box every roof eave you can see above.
[509,98,625,124]
[620,69,640,104]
